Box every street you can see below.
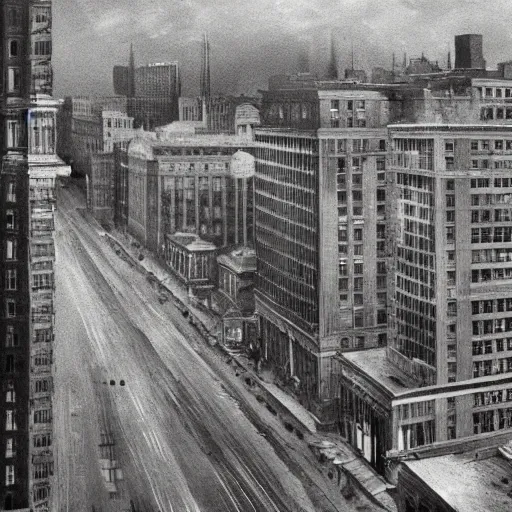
[52,182,373,512]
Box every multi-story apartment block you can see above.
[1,1,70,510]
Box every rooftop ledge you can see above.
[340,347,512,401]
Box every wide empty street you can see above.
[51,183,369,512]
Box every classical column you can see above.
[182,177,187,230]
[195,175,200,233]
[208,175,214,234]
[221,176,227,246]
[234,178,239,245]
[242,178,248,246]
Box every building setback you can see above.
[0,0,70,510]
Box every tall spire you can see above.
[128,43,135,98]
[402,52,407,69]
[447,50,452,70]
[200,33,211,104]
[326,31,338,80]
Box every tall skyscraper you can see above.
[1,1,70,510]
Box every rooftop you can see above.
[217,247,256,274]
[343,348,418,395]
[166,232,216,252]
[403,452,512,511]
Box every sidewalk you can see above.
[104,229,397,512]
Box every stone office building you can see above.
[254,79,393,423]
[126,125,255,300]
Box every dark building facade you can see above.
[206,96,259,134]
[113,65,129,96]
[455,34,486,70]
[1,0,70,510]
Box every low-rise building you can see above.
[164,232,217,304]
[216,247,257,350]
[396,451,512,512]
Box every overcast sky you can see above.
[53,0,512,98]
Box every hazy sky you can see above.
[53,0,512,98]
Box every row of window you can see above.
[471,209,512,223]
[473,408,512,434]
[471,226,512,243]
[472,267,512,283]
[471,193,512,205]
[472,299,512,315]
[473,318,512,336]
[480,107,512,121]
[473,338,512,355]
[472,248,512,263]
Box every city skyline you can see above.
[53,0,512,97]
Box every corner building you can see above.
[0,1,70,510]
[254,81,392,423]
[338,122,512,478]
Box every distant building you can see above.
[371,67,395,84]
[87,152,115,223]
[205,96,260,134]
[405,54,442,75]
[124,124,256,302]
[70,104,135,176]
[113,65,130,96]
[344,69,368,83]
[164,233,217,304]
[113,50,181,128]
[455,34,486,69]
[179,97,203,122]
[113,142,129,231]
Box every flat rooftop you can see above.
[343,347,418,395]
[403,453,512,511]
